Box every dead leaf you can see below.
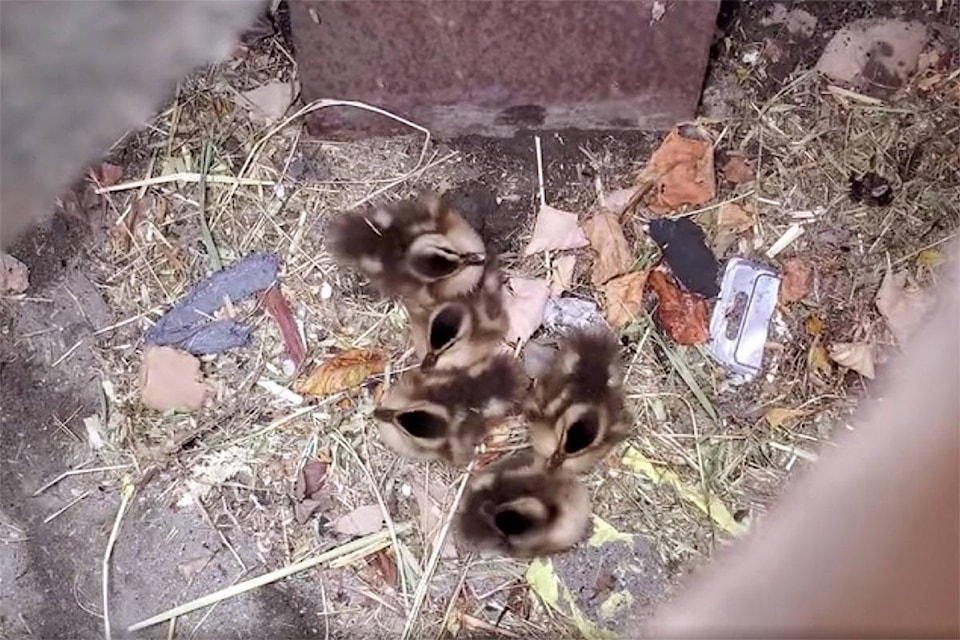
[549,254,577,296]
[1,252,29,294]
[236,79,299,123]
[916,248,944,269]
[721,153,754,184]
[295,349,385,397]
[779,257,810,303]
[764,407,807,429]
[602,186,641,214]
[647,270,708,345]
[504,277,550,345]
[876,267,937,348]
[177,553,213,582]
[367,549,398,588]
[524,204,590,255]
[602,271,648,329]
[717,202,756,233]
[808,340,833,377]
[139,346,208,411]
[261,285,306,368]
[583,213,633,286]
[89,162,123,187]
[295,458,328,501]
[333,504,385,536]
[828,342,875,379]
[638,127,716,214]
[805,314,824,336]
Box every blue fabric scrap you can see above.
[146,252,280,355]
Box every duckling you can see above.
[373,353,523,465]
[408,254,509,371]
[456,455,591,558]
[327,192,487,306]
[526,328,630,474]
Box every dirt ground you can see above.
[2,1,958,638]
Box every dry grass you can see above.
[82,25,959,640]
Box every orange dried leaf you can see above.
[804,314,824,336]
[779,257,810,304]
[638,127,716,214]
[296,349,385,397]
[764,407,807,429]
[808,341,833,377]
[721,153,755,184]
[583,212,634,286]
[602,271,648,329]
[647,270,709,345]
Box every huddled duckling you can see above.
[327,192,488,308]
[373,354,522,465]
[408,254,508,372]
[525,328,630,474]
[456,456,591,558]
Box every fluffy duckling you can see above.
[456,456,591,558]
[327,192,487,306]
[408,255,508,371]
[374,353,522,465]
[526,328,630,474]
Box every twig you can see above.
[229,99,433,207]
[127,525,411,633]
[95,173,273,194]
[400,460,476,640]
[103,480,135,640]
[43,489,93,524]
[33,464,130,496]
[197,142,222,271]
[51,340,84,367]
[534,135,546,209]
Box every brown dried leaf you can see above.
[721,153,755,184]
[805,314,824,337]
[261,285,306,368]
[89,162,123,187]
[549,254,577,296]
[808,341,833,377]
[647,270,708,345]
[638,127,716,214]
[368,549,398,588]
[333,504,384,536]
[779,257,810,304]
[504,277,551,345]
[139,346,207,411]
[583,212,633,286]
[764,407,807,429]
[1,252,29,294]
[875,266,936,348]
[295,458,329,501]
[524,204,590,255]
[295,349,385,397]
[828,342,875,379]
[602,271,648,329]
[717,202,756,233]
